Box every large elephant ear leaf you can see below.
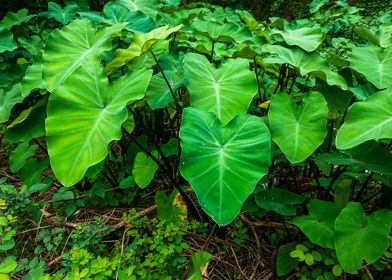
[268,92,328,163]
[0,9,35,30]
[39,2,79,25]
[183,53,257,126]
[46,61,152,186]
[334,202,392,273]
[271,24,323,52]
[348,46,392,89]
[262,45,348,90]
[180,107,271,226]
[336,88,392,150]
[117,0,161,19]
[192,20,255,43]
[43,19,126,92]
[106,24,182,73]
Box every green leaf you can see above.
[187,251,211,280]
[0,216,7,226]
[180,107,271,226]
[9,142,37,173]
[341,141,392,175]
[334,179,352,207]
[46,62,152,186]
[79,6,155,33]
[316,79,353,119]
[268,92,328,163]
[255,188,305,216]
[0,257,17,274]
[262,45,348,90]
[192,20,254,43]
[122,111,135,134]
[132,151,159,189]
[336,88,392,149]
[349,83,378,101]
[0,84,23,124]
[332,264,342,277]
[309,0,329,13]
[0,240,15,251]
[118,0,161,19]
[18,35,43,57]
[28,183,49,193]
[106,24,182,72]
[52,188,75,202]
[277,242,299,276]
[6,100,46,143]
[40,2,79,24]
[183,53,257,126]
[119,176,135,189]
[334,202,392,273]
[349,46,392,89]
[0,29,17,53]
[271,24,323,52]
[305,253,315,265]
[0,9,34,30]
[21,58,46,97]
[156,190,186,223]
[20,158,48,187]
[42,19,125,92]
[289,200,342,249]
[104,3,155,32]
[145,71,183,109]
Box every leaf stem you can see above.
[210,40,215,63]
[355,172,373,201]
[254,56,262,101]
[149,50,181,114]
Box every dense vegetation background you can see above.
[0,0,391,279]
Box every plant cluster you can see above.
[0,0,391,279]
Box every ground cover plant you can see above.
[0,0,391,279]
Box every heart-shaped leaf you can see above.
[46,61,152,186]
[79,3,155,33]
[118,0,161,19]
[349,46,392,89]
[39,2,79,24]
[336,88,392,149]
[106,24,182,72]
[43,19,125,92]
[289,200,342,249]
[268,92,328,163]
[133,151,159,189]
[271,24,323,52]
[262,45,348,90]
[334,202,392,273]
[192,20,254,43]
[183,53,257,126]
[180,107,271,225]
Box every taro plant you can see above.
[0,0,391,278]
